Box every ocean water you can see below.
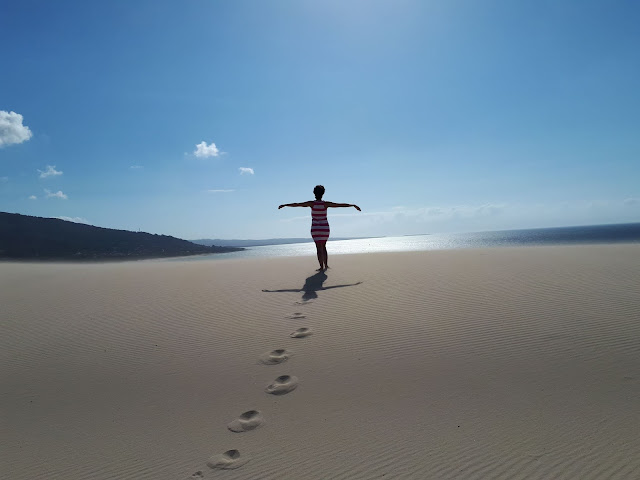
[177,223,640,262]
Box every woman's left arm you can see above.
[278,201,315,209]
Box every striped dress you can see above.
[310,200,330,242]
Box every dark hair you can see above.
[313,185,325,200]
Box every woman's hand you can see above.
[353,205,361,211]
[278,205,284,209]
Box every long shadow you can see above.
[262,271,362,302]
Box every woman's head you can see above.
[313,185,325,200]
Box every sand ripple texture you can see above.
[2,245,640,479]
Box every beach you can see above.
[2,244,640,479]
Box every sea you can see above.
[175,223,640,262]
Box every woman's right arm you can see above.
[325,202,361,211]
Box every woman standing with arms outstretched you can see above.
[279,185,361,270]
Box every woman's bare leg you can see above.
[315,241,328,270]
[322,243,328,269]
[315,242,324,270]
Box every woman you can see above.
[278,185,361,270]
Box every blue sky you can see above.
[1,0,638,240]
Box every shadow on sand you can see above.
[262,271,362,302]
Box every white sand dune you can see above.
[2,244,640,479]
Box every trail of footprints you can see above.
[183,309,313,477]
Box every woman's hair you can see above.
[313,185,325,200]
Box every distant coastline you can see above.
[190,236,374,248]
[192,223,640,249]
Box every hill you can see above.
[0,212,242,261]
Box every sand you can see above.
[2,244,640,480]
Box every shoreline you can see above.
[2,239,640,266]
[3,221,639,264]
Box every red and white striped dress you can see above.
[310,200,330,242]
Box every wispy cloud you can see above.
[207,189,235,193]
[29,195,37,200]
[194,141,221,158]
[0,110,32,147]
[129,165,143,170]
[38,165,63,178]
[56,216,89,224]
[0,176,8,182]
[280,203,506,223]
[623,197,639,206]
[44,189,68,199]
[239,167,254,175]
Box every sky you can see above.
[1,0,639,240]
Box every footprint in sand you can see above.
[526,452,547,461]
[184,472,204,479]
[207,449,250,470]
[259,348,291,365]
[290,327,313,338]
[287,312,306,319]
[265,375,299,395]
[227,410,265,432]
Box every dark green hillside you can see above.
[0,212,242,260]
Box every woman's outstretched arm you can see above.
[324,202,361,211]
[278,201,314,209]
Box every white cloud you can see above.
[130,165,143,170]
[0,111,33,147]
[29,195,37,200]
[623,197,639,206]
[0,176,7,182]
[44,189,68,199]
[207,189,235,193]
[38,165,63,178]
[398,204,505,220]
[194,141,220,158]
[239,167,254,175]
[56,216,89,224]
